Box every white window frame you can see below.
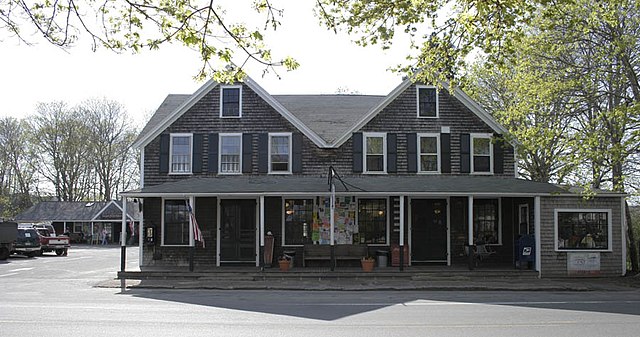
[470,133,493,174]
[363,132,387,174]
[417,133,441,174]
[161,198,193,247]
[169,133,193,175]
[554,208,613,252]
[268,132,292,174]
[219,85,242,118]
[416,85,439,118]
[473,198,503,246]
[218,133,242,175]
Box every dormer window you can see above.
[417,86,438,118]
[220,86,242,118]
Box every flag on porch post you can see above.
[187,201,205,248]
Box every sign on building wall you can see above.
[567,252,601,276]
[314,196,357,244]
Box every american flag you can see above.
[187,201,205,248]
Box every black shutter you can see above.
[159,134,170,174]
[493,134,504,174]
[208,133,218,173]
[387,133,397,173]
[441,133,451,173]
[292,133,303,174]
[460,133,470,173]
[192,134,203,173]
[258,133,269,173]
[352,133,363,173]
[242,133,253,173]
[407,133,417,173]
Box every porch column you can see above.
[534,196,541,277]
[467,196,474,245]
[120,196,127,272]
[138,199,144,268]
[399,195,405,271]
[259,196,265,269]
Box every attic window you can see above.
[220,86,242,118]
[417,86,438,118]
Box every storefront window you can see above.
[163,199,190,246]
[358,199,387,244]
[284,199,314,245]
[474,199,499,244]
[556,209,610,250]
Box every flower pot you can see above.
[361,258,375,272]
[278,259,289,271]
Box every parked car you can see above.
[34,228,70,256]
[12,228,41,257]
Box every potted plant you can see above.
[278,255,290,271]
[361,256,375,272]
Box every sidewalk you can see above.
[97,269,640,291]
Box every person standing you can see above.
[101,228,108,245]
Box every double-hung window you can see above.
[364,133,386,173]
[471,134,493,173]
[418,133,440,173]
[417,86,438,118]
[358,198,388,244]
[555,209,611,251]
[170,134,192,174]
[163,199,190,246]
[269,133,291,173]
[219,134,241,174]
[473,199,500,245]
[220,86,242,117]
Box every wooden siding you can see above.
[141,197,218,268]
[143,83,516,186]
[539,196,623,277]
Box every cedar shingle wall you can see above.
[143,83,516,186]
[141,197,218,268]
[539,196,624,277]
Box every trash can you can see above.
[283,250,296,269]
[376,250,388,268]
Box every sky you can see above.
[1,2,408,129]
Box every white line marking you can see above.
[0,273,18,277]
[9,267,34,272]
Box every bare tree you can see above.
[81,98,138,201]
[29,102,93,201]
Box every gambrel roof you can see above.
[134,76,508,149]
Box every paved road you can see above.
[1,246,639,337]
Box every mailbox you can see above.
[144,226,156,245]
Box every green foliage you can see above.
[1,0,298,83]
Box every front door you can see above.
[220,199,256,263]
[411,199,448,263]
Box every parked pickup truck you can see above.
[0,221,18,260]
[34,227,70,256]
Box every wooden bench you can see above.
[303,244,368,267]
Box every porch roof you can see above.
[121,175,599,197]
